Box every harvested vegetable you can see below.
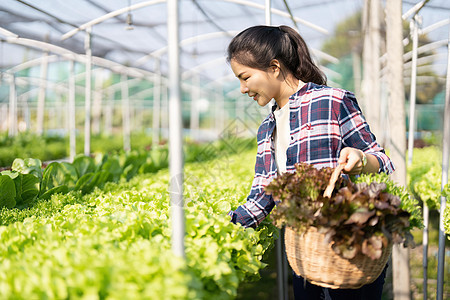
[265,162,418,260]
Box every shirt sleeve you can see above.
[339,91,395,174]
[227,172,276,228]
[228,189,275,228]
[227,131,276,228]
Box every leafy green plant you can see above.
[11,158,43,180]
[122,151,148,181]
[357,172,423,230]
[0,174,17,208]
[72,155,97,177]
[75,170,112,194]
[408,147,445,209]
[0,171,40,208]
[98,154,122,182]
[406,146,449,244]
[40,162,74,200]
[0,133,67,167]
[0,138,259,211]
[442,184,450,239]
[0,148,275,299]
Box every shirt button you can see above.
[291,136,293,140]
[287,159,292,164]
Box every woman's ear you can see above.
[269,59,281,77]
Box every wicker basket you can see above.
[284,164,392,289]
[285,226,392,289]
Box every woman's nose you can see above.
[240,84,248,94]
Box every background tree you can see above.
[321,10,443,105]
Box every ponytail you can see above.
[278,26,326,85]
[227,25,326,85]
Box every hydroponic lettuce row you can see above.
[0,148,277,299]
[265,162,420,260]
[0,137,255,211]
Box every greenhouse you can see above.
[0,0,449,299]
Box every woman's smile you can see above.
[230,58,298,108]
[230,59,279,107]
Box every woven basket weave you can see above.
[285,226,392,289]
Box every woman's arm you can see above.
[339,91,395,174]
[228,120,277,228]
[338,147,380,175]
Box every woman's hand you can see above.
[337,147,371,175]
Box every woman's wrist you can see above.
[359,149,367,174]
[361,152,380,174]
[361,151,367,168]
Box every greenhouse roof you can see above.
[0,0,449,86]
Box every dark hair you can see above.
[227,25,326,85]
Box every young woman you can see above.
[226,25,395,299]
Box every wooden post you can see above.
[385,1,411,299]
[362,0,382,140]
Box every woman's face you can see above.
[230,59,280,107]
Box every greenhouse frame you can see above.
[0,0,449,299]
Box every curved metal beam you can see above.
[136,31,238,64]
[61,0,166,40]
[6,54,60,74]
[181,56,226,79]
[220,0,328,35]
[3,30,156,78]
[0,27,18,38]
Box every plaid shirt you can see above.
[229,82,395,228]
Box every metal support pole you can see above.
[168,0,185,258]
[8,73,17,137]
[84,27,92,156]
[265,0,271,25]
[162,82,169,139]
[36,51,49,135]
[407,16,420,166]
[92,70,104,135]
[190,74,200,141]
[68,60,76,161]
[152,60,161,148]
[282,228,289,299]
[104,90,113,136]
[1,103,7,132]
[422,204,429,299]
[121,74,131,152]
[418,19,428,298]
[22,93,30,132]
[276,229,288,300]
[436,24,450,300]
[407,18,424,299]
[215,86,225,135]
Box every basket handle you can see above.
[323,163,345,198]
